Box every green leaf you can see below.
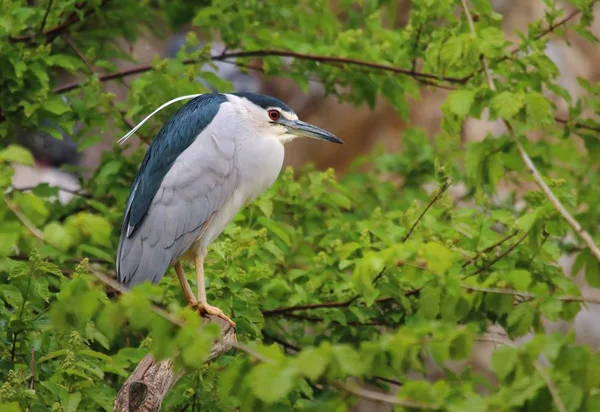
[491,346,518,380]
[44,222,74,251]
[445,89,476,117]
[423,242,454,274]
[0,145,34,165]
[293,347,328,381]
[418,287,441,320]
[0,284,23,309]
[524,92,553,125]
[61,391,82,412]
[44,95,71,115]
[506,269,532,291]
[491,91,524,119]
[257,216,292,246]
[584,252,600,288]
[247,364,296,404]
[507,303,535,337]
[487,152,504,188]
[331,345,364,376]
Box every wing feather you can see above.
[116,110,238,287]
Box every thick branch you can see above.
[114,316,236,412]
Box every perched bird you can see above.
[116,92,343,327]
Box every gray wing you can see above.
[116,132,238,287]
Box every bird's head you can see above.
[232,92,344,145]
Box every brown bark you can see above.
[114,316,236,411]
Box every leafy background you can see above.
[2,0,600,410]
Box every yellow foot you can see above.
[196,302,236,328]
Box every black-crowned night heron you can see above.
[116,92,343,327]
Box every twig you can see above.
[402,180,451,242]
[464,231,529,279]
[461,0,600,262]
[30,347,35,389]
[4,195,45,241]
[334,381,435,409]
[554,116,600,133]
[533,5,589,41]
[39,0,54,34]
[463,285,600,305]
[411,24,423,73]
[263,267,387,316]
[462,230,519,268]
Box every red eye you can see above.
[268,110,281,121]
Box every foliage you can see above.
[2,0,600,410]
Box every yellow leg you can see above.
[174,261,197,306]
[195,253,236,328]
[196,253,207,303]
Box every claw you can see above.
[196,302,236,328]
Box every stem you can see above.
[39,0,54,34]
[402,180,451,242]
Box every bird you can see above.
[116,92,343,327]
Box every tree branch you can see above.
[403,179,451,242]
[114,316,236,412]
[54,49,465,94]
[460,0,600,262]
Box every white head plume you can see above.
[117,94,203,145]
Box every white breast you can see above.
[195,129,285,253]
